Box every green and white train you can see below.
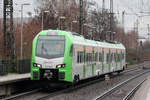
[31,30,126,83]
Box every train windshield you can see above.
[36,36,65,59]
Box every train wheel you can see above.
[72,75,79,86]
[123,66,125,70]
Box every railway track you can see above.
[95,70,150,100]
[123,79,146,100]
[124,61,150,73]
[2,89,41,100]
[2,62,149,100]
[36,66,149,100]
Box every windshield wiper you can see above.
[41,43,48,55]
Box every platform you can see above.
[0,73,30,85]
[0,73,30,96]
[132,75,150,100]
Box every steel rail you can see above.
[123,78,147,100]
[3,63,149,100]
[36,77,105,100]
[36,68,148,100]
[95,70,150,100]
[3,89,41,100]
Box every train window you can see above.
[83,51,86,62]
[85,53,93,63]
[122,53,125,60]
[95,52,98,61]
[89,53,92,63]
[77,52,80,63]
[80,52,84,63]
[86,53,89,63]
[120,54,122,61]
[70,45,73,56]
[91,53,92,62]
[117,54,120,62]
[99,53,102,62]
[114,53,117,62]
[77,51,84,63]
[120,53,122,61]
[112,53,114,61]
[79,52,81,63]
[110,53,113,62]
[106,53,109,63]
[90,53,92,63]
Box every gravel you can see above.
[11,62,150,100]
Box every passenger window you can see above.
[77,51,84,63]
[70,45,73,56]
[110,53,113,62]
[80,52,84,63]
[99,53,102,62]
[107,53,109,63]
[95,52,98,61]
[122,53,124,60]
[86,53,88,63]
[89,53,91,63]
[84,52,86,62]
[114,53,117,62]
[118,54,120,62]
[77,52,80,63]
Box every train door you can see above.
[120,49,125,70]
[122,50,125,68]
[115,49,118,70]
[72,45,84,80]
[97,48,102,75]
[85,46,93,78]
[116,49,121,71]
[104,48,109,73]
[102,48,104,74]
[111,49,115,72]
[93,47,98,76]
[108,49,111,72]
[120,50,122,70]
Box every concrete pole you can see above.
[20,3,30,60]
[122,11,125,44]
[20,4,23,60]
[79,0,83,35]
[41,12,44,30]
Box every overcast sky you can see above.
[0,0,150,38]
[96,0,150,38]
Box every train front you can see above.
[31,30,72,82]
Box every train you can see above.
[31,30,126,84]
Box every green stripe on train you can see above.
[58,31,72,82]
[102,49,104,72]
[108,50,111,72]
[92,48,94,75]
[83,46,86,77]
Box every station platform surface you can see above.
[132,75,150,100]
[0,73,30,85]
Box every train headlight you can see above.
[33,63,42,68]
[56,64,65,68]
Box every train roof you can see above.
[37,30,125,50]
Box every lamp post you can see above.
[41,10,49,30]
[112,32,116,41]
[59,16,66,30]
[71,20,77,31]
[83,24,96,39]
[20,3,30,60]
[79,0,83,35]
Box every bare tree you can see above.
[88,8,117,41]
[35,0,89,32]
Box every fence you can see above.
[0,59,30,75]
[0,60,8,75]
[17,59,30,74]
